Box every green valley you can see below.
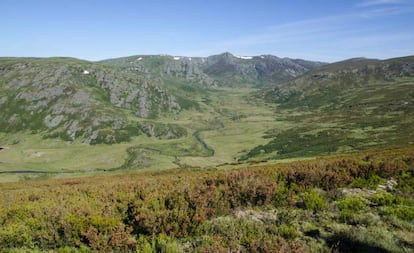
[0,53,413,252]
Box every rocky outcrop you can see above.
[138,121,187,139]
[0,58,182,143]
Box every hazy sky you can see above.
[1,0,413,62]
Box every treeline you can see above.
[0,147,413,252]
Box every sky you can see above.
[1,0,413,62]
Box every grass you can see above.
[0,133,128,179]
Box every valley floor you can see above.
[0,87,291,182]
[2,84,412,183]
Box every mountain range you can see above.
[100,52,325,87]
[0,53,324,144]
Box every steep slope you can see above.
[0,57,183,144]
[243,56,414,160]
[100,52,325,87]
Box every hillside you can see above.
[0,57,191,144]
[242,56,414,160]
[0,148,413,252]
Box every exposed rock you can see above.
[377,178,398,192]
[341,188,377,196]
[71,90,91,106]
[44,115,65,128]
[0,97,7,106]
[138,121,187,139]
[234,209,278,223]
[67,120,80,140]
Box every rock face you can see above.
[0,58,181,144]
[100,52,325,87]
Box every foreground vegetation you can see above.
[0,147,413,252]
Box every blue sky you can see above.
[1,0,413,62]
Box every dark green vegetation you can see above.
[0,148,413,252]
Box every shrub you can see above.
[135,234,181,253]
[338,196,366,211]
[384,205,414,222]
[277,225,300,240]
[353,175,385,189]
[397,170,414,194]
[0,223,34,249]
[300,190,327,212]
[337,196,367,223]
[370,192,399,206]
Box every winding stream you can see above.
[193,131,215,155]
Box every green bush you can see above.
[370,192,399,206]
[397,170,414,194]
[337,196,367,223]
[353,175,385,189]
[338,196,366,211]
[384,205,414,222]
[57,245,91,253]
[301,190,327,212]
[135,234,181,253]
[277,225,300,240]
[0,223,34,249]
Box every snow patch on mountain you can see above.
[235,55,253,60]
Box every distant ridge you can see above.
[99,52,326,87]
